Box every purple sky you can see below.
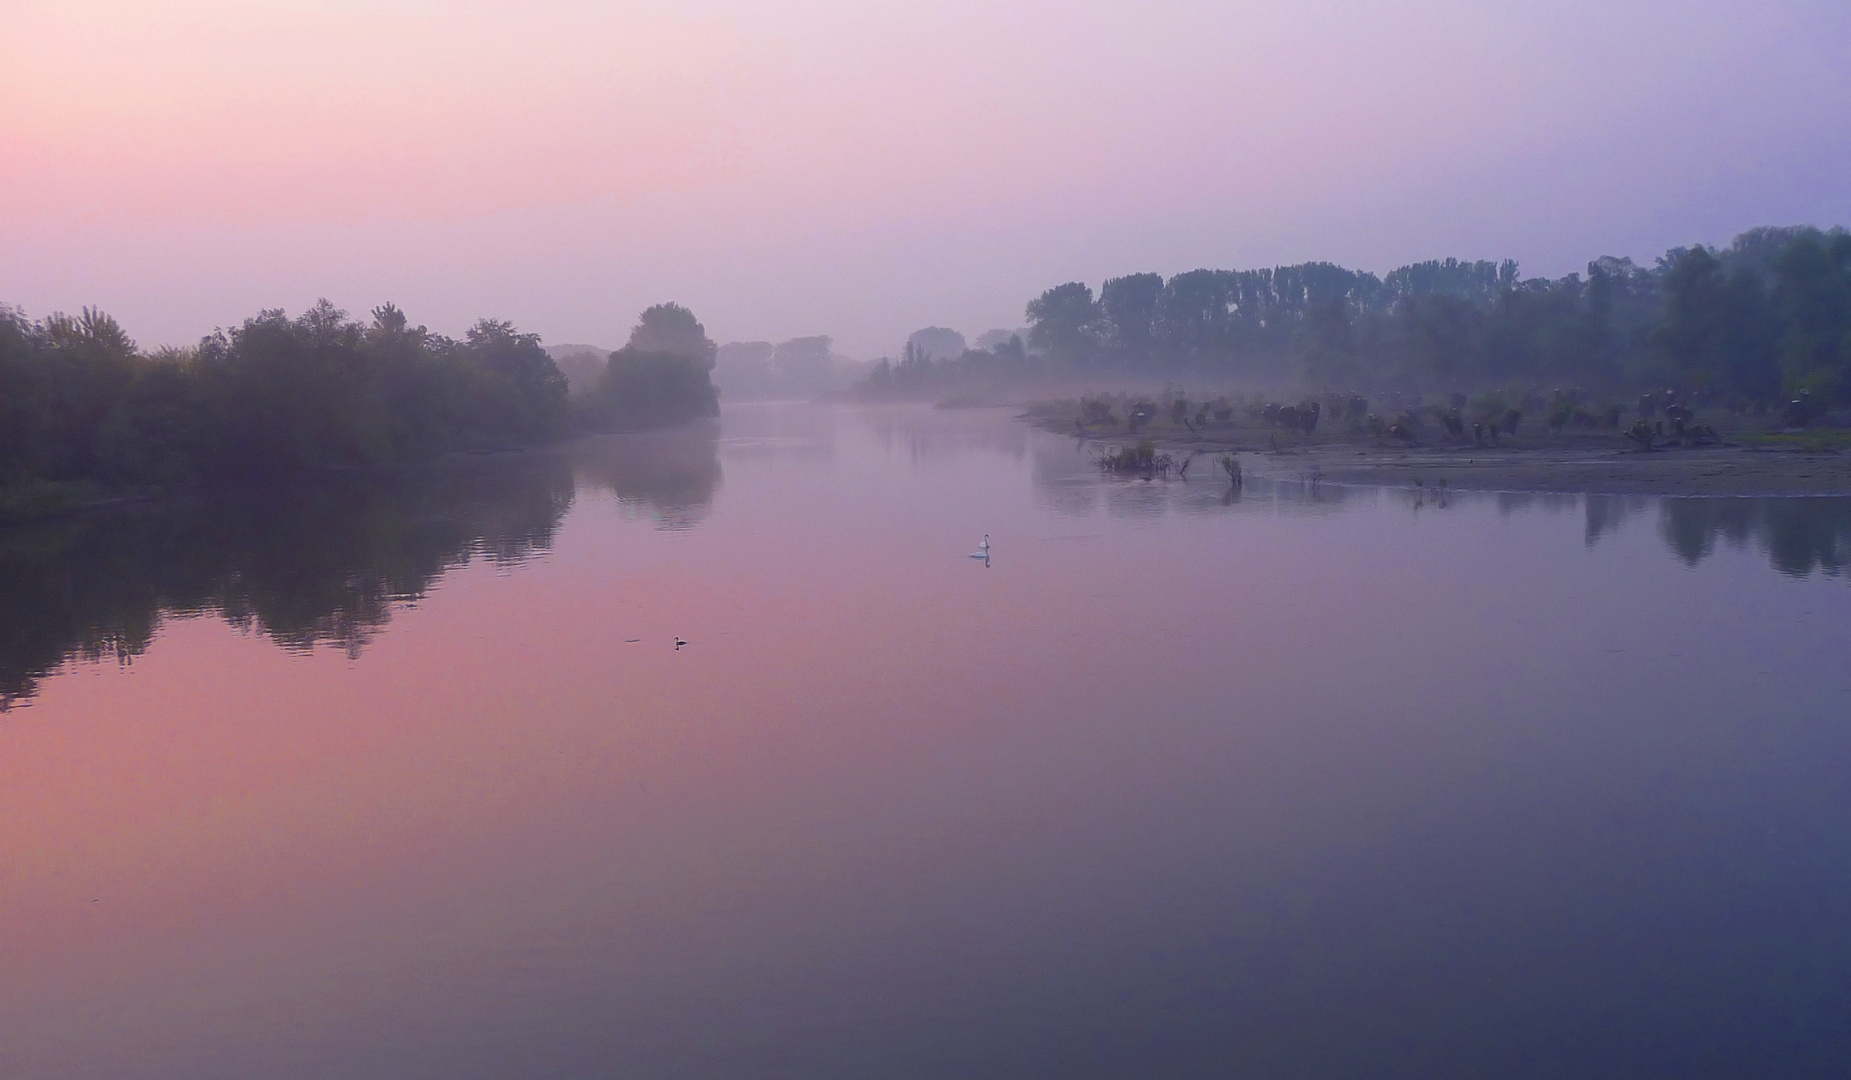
[3,0,1847,356]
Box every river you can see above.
[3,402,1849,1078]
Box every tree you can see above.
[1389,294,1485,387]
[987,333,1027,367]
[772,335,835,392]
[905,327,965,361]
[712,341,775,400]
[1025,282,1099,363]
[626,302,717,363]
[460,318,570,443]
[35,307,143,477]
[1100,273,1163,363]
[1655,247,1779,400]
[1299,298,1359,384]
[577,303,720,430]
[1772,229,1851,402]
[1384,258,1516,304]
[972,328,1026,352]
[1156,270,1237,365]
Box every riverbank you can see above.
[1026,407,1851,496]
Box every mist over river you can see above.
[4,402,1849,1079]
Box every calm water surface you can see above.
[4,403,1850,1079]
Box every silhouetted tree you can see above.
[1772,229,1851,401]
[1654,247,1780,400]
[772,335,836,392]
[1026,282,1100,364]
[1100,273,1163,363]
[576,303,720,431]
[906,327,966,361]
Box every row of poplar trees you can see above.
[1021,226,1851,404]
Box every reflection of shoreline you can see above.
[0,457,575,710]
[1475,490,1850,576]
[0,425,726,710]
[572,421,723,530]
[1660,498,1851,576]
[1023,424,1851,579]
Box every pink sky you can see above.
[3,0,1847,356]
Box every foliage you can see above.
[859,334,1032,397]
[574,303,720,431]
[708,334,852,403]
[0,298,578,488]
[1025,282,1100,360]
[906,327,966,361]
[996,226,1851,408]
[1,298,720,510]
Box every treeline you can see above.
[862,331,1030,394]
[869,226,1851,406]
[714,335,844,400]
[0,299,719,516]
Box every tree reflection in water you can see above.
[1,426,725,710]
[1029,439,1851,582]
[0,457,575,708]
[7,410,1840,712]
[1659,498,1851,577]
[5,426,729,715]
[573,423,723,530]
[1583,494,1648,548]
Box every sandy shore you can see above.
[1028,414,1851,497]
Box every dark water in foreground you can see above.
[3,403,1850,1079]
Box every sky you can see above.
[3,0,1848,357]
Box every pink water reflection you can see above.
[4,404,1850,1078]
